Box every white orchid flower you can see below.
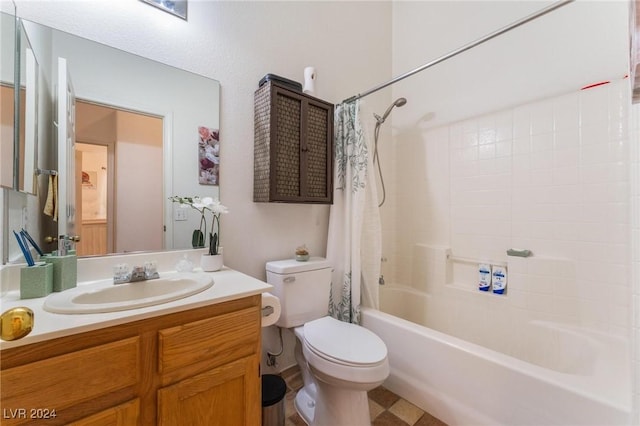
[210,199,229,215]
[192,196,214,210]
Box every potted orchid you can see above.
[169,196,228,271]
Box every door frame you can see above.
[73,95,171,253]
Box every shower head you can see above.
[375,97,407,125]
[394,97,408,107]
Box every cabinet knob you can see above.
[44,236,58,244]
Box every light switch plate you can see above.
[174,209,187,221]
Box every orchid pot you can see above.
[201,248,223,272]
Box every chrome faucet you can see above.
[113,261,159,284]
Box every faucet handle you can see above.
[113,263,131,283]
[144,261,158,279]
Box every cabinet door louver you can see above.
[274,92,301,198]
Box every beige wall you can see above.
[8,1,392,279]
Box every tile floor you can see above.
[280,366,447,426]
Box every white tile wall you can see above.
[393,79,631,333]
[391,79,638,420]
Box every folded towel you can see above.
[43,175,54,217]
[43,174,58,222]
[53,174,58,222]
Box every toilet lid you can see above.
[303,317,387,366]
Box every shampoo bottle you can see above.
[492,266,507,294]
[478,263,492,291]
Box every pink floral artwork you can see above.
[198,125,220,185]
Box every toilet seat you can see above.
[304,316,387,365]
[300,316,389,385]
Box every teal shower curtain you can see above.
[327,100,382,324]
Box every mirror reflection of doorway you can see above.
[76,143,108,255]
[75,100,163,256]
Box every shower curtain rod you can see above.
[341,0,574,104]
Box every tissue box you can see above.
[20,263,53,299]
[44,254,77,292]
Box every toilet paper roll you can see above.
[261,292,281,327]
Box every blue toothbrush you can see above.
[13,230,35,266]
[21,229,44,256]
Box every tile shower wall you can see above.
[394,79,632,338]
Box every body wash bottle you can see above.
[492,266,507,294]
[478,263,492,291]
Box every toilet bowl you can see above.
[266,258,390,426]
[294,316,389,425]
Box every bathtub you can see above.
[361,286,632,426]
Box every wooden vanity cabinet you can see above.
[254,81,334,204]
[0,296,261,426]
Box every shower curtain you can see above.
[327,100,381,324]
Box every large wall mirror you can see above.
[1,12,221,262]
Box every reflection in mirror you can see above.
[75,100,163,256]
[19,22,39,195]
[0,12,16,189]
[0,17,39,195]
[2,13,220,263]
[76,141,109,256]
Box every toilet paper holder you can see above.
[261,292,281,328]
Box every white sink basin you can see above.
[43,273,214,314]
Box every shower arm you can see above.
[341,0,574,104]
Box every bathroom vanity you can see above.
[0,255,270,426]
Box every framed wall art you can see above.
[140,0,187,20]
[198,125,220,185]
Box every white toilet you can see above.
[266,257,389,426]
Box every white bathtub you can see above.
[361,286,632,426]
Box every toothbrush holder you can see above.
[44,254,78,292]
[20,263,54,299]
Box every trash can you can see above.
[261,374,287,426]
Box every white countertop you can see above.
[0,266,272,350]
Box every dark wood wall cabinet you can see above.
[254,81,334,204]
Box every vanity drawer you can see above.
[158,306,260,383]
[1,337,140,425]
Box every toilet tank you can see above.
[266,257,332,328]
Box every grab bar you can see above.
[447,254,507,267]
